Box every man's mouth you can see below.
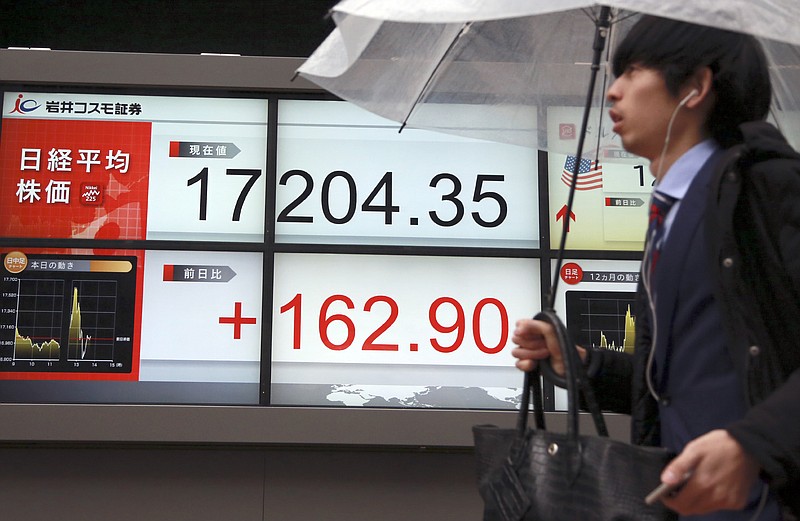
[609,110,622,131]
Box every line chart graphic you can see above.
[13,278,64,360]
[565,290,637,354]
[67,281,118,362]
[0,253,137,376]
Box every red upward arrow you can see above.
[556,204,576,232]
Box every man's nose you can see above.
[606,78,621,102]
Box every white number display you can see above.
[275,100,539,248]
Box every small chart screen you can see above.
[1,253,137,376]
[565,290,637,354]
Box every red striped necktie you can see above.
[645,191,678,276]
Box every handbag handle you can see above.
[517,309,609,439]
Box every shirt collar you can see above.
[654,139,720,201]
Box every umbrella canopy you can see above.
[297,0,800,153]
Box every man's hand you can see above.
[659,429,761,515]
[511,318,582,375]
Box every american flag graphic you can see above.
[561,155,603,191]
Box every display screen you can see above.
[0,91,268,243]
[550,258,641,411]
[0,88,644,409]
[0,246,261,403]
[276,100,540,248]
[547,106,649,251]
[1,250,140,379]
[271,252,539,409]
[139,249,262,385]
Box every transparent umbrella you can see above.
[297,0,800,154]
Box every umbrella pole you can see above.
[547,5,612,311]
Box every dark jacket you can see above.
[582,122,800,516]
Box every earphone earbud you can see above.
[656,88,702,180]
[679,89,699,107]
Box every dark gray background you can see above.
[1,0,338,57]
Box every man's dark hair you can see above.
[612,15,772,148]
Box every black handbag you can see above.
[473,309,677,521]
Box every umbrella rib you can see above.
[613,11,639,24]
[399,22,472,133]
[581,7,598,23]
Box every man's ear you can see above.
[684,66,714,109]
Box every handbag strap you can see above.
[517,309,609,439]
[517,367,546,434]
